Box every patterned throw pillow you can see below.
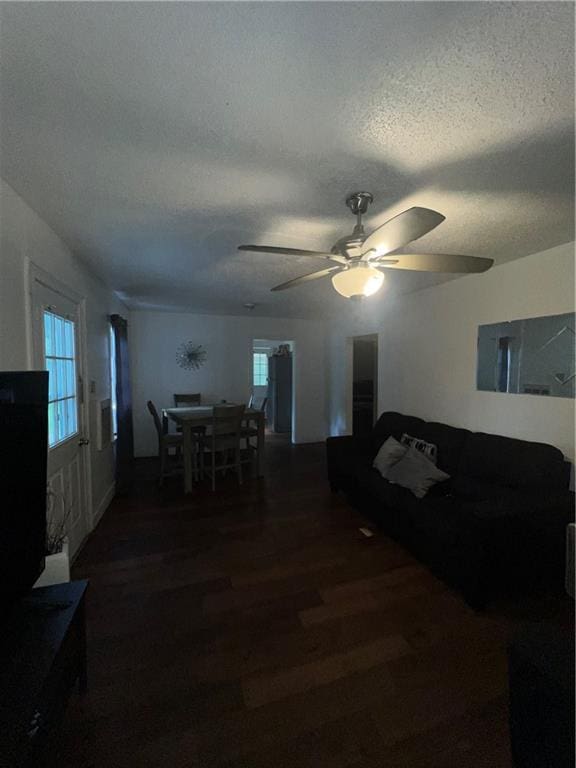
[401,433,437,465]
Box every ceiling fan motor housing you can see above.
[331,233,366,259]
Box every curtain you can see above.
[110,314,134,494]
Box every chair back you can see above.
[147,400,163,438]
[211,404,245,444]
[248,395,268,412]
[174,393,201,407]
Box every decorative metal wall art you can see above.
[176,342,207,371]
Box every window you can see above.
[109,324,118,439]
[253,352,268,386]
[44,310,78,447]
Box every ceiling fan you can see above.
[238,192,493,299]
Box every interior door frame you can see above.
[27,261,94,553]
[249,337,296,442]
[347,333,379,434]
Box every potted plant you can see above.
[34,485,71,588]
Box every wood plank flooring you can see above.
[57,435,565,767]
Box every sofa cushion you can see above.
[460,432,568,490]
[406,494,502,594]
[450,475,510,502]
[356,465,422,513]
[373,436,408,477]
[418,422,471,476]
[412,494,485,541]
[386,447,450,498]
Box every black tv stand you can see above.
[0,581,88,768]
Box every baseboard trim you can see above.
[92,481,116,529]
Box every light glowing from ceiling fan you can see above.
[331,264,385,299]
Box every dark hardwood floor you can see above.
[58,435,563,767]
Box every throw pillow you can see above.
[401,433,438,464]
[372,436,408,477]
[386,446,450,498]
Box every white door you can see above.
[31,275,90,559]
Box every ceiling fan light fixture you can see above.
[239,193,493,296]
[331,264,385,299]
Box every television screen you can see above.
[0,372,48,605]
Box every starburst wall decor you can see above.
[176,342,207,371]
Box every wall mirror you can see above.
[477,312,575,398]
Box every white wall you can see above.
[0,179,125,525]
[327,242,575,461]
[130,311,326,457]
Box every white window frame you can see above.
[43,308,79,448]
[253,352,268,387]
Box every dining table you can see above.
[162,404,265,493]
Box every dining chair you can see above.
[242,396,267,445]
[147,400,184,486]
[248,394,267,412]
[199,404,245,491]
[173,393,205,436]
[174,393,201,407]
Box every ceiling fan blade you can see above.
[238,244,347,265]
[271,266,342,292]
[361,207,445,259]
[375,253,494,273]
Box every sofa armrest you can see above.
[326,435,371,463]
[326,435,372,490]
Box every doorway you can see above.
[251,339,294,441]
[352,334,378,438]
[30,268,91,559]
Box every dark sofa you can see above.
[327,412,574,608]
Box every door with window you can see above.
[32,276,89,559]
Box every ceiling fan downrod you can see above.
[346,191,373,235]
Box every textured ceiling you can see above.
[0,2,574,319]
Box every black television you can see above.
[0,371,48,607]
